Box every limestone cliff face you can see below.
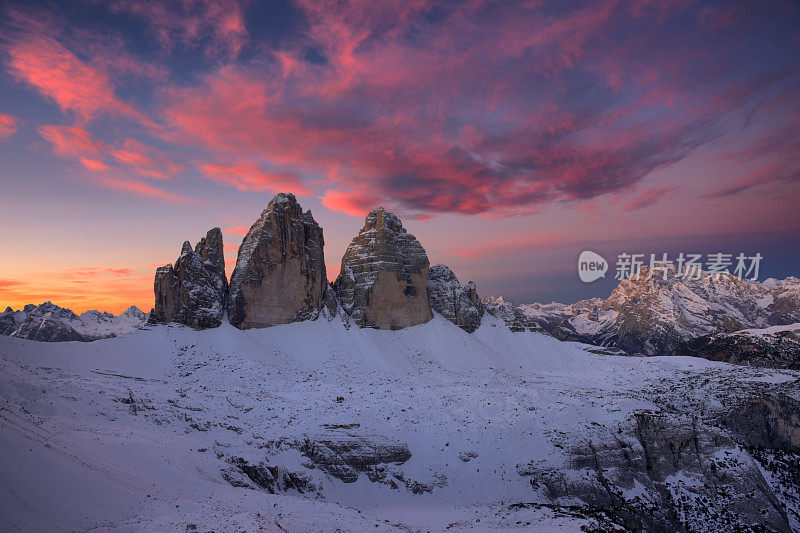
[227,193,327,328]
[334,208,432,330]
[427,264,483,332]
[149,228,227,329]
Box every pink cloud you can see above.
[93,176,198,204]
[4,23,142,123]
[110,0,249,58]
[320,190,382,218]
[38,125,105,166]
[619,187,677,212]
[38,125,188,182]
[110,139,183,180]
[200,162,309,194]
[224,226,249,235]
[6,0,799,224]
[80,158,111,172]
[154,0,734,219]
[0,113,18,139]
[710,123,800,197]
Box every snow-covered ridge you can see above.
[0,302,148,342]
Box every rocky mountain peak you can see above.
[267,192,300,212]
[196,227,225,280]
[148,228,227,329]
[227,193,327,328]
[121,306,146,319]
[427,264,483,332]
[334,208,432,330]
[363,207,403,234]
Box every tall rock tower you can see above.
[149,227,227,329]
[227,193,327,328]
[334,207,433,329]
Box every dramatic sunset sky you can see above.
[1,0,799,314]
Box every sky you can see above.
[0,0,799,314]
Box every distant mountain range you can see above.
[0,302,147,342]
[484,265,800,364]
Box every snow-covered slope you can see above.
[495,267,800,356]
[1,315,798,531]
[0,302,148,342]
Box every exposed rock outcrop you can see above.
[427,264,483,332]
[299,429,412,484]
[334,208,432,330]
[673,325,800,369]
[227,193,326,328]
[557,411,790,531]
[11,313,85,342]
[724,393,800,451]
[149,228,227,329]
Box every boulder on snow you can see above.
[227,193,327,328]
[427,264,483,332]
[149,228,227,329]
[334,208,432,330]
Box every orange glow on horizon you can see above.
[0,267,154,315]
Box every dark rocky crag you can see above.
[427,264,483,332]
[149,228,227,329]
[227,193,327,328]
[674,327,800,369]
[334,208,432,330]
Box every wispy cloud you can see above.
[0,113,18,139]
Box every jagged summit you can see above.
[140,194,489,333]
[227,193,327,328]
[149,227,227,329]
[267,191,299,210]
[427,264,483,332]
[334,206,432,330]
